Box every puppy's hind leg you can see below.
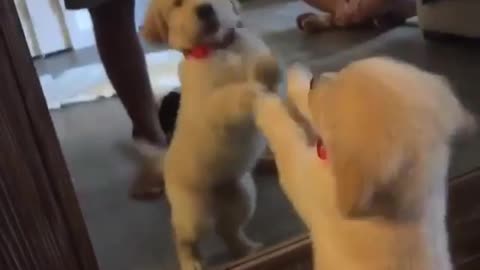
[169,187,206,270]
[214,173,262,258]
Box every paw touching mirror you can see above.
[255,57,475,270]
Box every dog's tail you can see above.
[251,54,281,91]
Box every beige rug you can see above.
[41,50,183,110]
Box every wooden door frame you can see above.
[0,0,98,269]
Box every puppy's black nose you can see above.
[196,3,215,21]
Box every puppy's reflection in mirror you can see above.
[255,57,475,270]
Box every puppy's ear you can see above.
[427,75,477,140]
[461,112,477,137]
[451,102,477,140]
[308,70,408,218]
[141,2,167,43]
[308,86,376,217]
[329,138,382,217]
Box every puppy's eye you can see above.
[174,0,183,7]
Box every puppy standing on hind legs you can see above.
[140,0,280,269]
[255,58,476,270]
[166,62,276,269]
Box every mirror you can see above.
[22,0,480,269]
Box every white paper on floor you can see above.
[41,50,183,110]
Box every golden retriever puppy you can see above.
[255,57,475,270]
[141,0,280,269]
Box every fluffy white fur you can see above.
[255,57,475,270]
[141,0,280,269]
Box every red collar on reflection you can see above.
[310,78,327,161]
[316,139,328,160]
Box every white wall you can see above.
[61,0,150,50]
[14,0,72,57]
[14,0,41,57]
[60,3,95,50]
[135,0,149,29]
[25,0,71,55]
[14,0,150,57]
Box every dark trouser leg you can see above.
[89,0,166,200]
[89,0,166,146]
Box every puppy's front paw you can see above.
[252,55,281,92]
[286,64,312,120]
[287,63,312,99]
[254,94,285,132]
[241,240,263,257]
[230,238,263,258]
[246,240,264,254]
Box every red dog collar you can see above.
[316,139,327,160]
[186,46,212,59]
[184,28,236,60]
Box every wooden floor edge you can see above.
[450,166,480,186]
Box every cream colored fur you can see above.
[255,57,475,270]
[141,0,280,269]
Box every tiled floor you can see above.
[35,1,480,270]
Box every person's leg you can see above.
[89,0,166,200]
[89,0,166,146]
